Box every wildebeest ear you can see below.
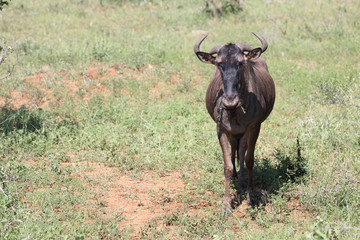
[244,48,262,60]
[196,52,216,64]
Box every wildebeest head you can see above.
[194,32,268,109]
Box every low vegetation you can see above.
[0,0,359,239]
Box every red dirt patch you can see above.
[0,62,179,109]
[61,160,218,238]
[103,171,186,231]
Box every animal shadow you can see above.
[0,105,78,135]
[0,105,45,134]
[231,144,307,209]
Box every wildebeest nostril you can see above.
[222,95,240,109]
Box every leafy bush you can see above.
[0,0,10,10]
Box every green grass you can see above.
[1,0,360,239]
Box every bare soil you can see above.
[66,160,216,236]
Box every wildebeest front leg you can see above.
[218,127,234,214]
[245,124,261,205]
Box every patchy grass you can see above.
[1,0,360,239]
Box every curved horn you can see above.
[252,32,268,53]
[194,34,223,55]
[194,34,208,54]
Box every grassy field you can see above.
[1,0,359,239]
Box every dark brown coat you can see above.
[194,33,275,213]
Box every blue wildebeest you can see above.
[194,32,275,213]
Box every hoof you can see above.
[238,177,247,191]
[234,190,246,205]
[222,205,233,218]
[247,199,255,206]
[222,198,233,217]
[247,191,255,206]
[238,185,247,193]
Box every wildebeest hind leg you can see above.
[245,124,261,205]
[231,148,237,180]
[237,134,247,191]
